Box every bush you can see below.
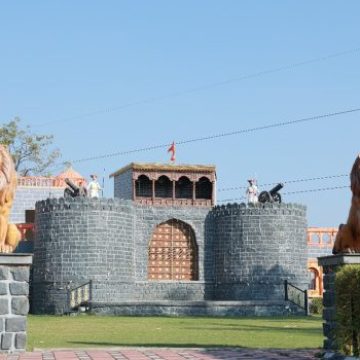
[335,264,360,357]
[309,297,323,315]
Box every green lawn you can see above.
[27,315,323,351]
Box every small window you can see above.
[175,176,192,199]
[155,176,172,198]
[195,177,212,200]
[135,175,152,197]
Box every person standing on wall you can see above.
[246,178,258,204]
[87,174,102,198]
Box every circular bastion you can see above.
[31,197,310,315]
[211,202,309,301]
[32,197,135,314]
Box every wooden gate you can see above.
[148,219,198,281]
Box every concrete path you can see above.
[0,348,320,360]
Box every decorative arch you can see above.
[148,219,198,281]
[155,175,172,198]
[135,175,152,197]
[175,176,192,199]
[309,267,320,291]
[196,176,212,199]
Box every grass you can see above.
[27,315,323,351]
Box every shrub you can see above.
[309,297,323,315]
[335,264,360,357]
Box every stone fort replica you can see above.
[26,162,310,316]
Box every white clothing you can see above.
[87,180,102,198]
[246,184,258,204]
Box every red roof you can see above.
[56,167,85,181]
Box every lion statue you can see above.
[0,145,21,253]
[333,154,360,254]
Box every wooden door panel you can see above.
[148,219,198,281]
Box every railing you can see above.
[68,280,92,313]
[17,176,85,188]
[284,280,308,315]
[307,227,338,248]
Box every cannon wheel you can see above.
[258,191,271,203]
[272,193,282,203]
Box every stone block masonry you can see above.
[0,254,32,353]
[212,203,309,301]
[11,186,64,224]
[318,254,360,356]
[33,197,308,315]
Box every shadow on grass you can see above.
[66,341,320,353]
[181,323,322,335]
[67,341,243,348]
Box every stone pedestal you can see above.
[0,254,32,353]
[318,254,360,355]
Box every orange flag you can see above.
[168,141,176,162]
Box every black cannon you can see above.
[64,178,87,198]
[258,183,284,204]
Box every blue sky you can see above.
[1,1,359,226]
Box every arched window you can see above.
[135,175,152,197]
[155,175,172,198]
[175,176,192,199]
[195,177,212,200]
[148,219,198,281]
[309,268,319,290]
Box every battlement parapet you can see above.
[211,202,306,217]
[35,197,134,213]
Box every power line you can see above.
[283,185,349,195]
[218,173,349,192]
[218,185,349,203]
[32,46,360,128]
[60,107,360,165]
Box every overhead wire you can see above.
[53,107,360,166]
[218,185,350,203]
[218,173,349,192]
[32,46,360,128]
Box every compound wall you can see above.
[11,186,64,224]
[32,198,211,314]
[32,198,308,315]
[32,198,135,314]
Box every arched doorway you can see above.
[148,219,198,281]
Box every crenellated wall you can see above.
[32,198,308,315]
[212,203,309,301]
[33,198,135,314]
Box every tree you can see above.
[0,117,61,176]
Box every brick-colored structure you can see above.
[10,163,338,315]
[307,227,337,298]
[30,161,310,316]
[110,163,216,207]
[11,166,86,224]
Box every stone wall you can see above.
[0,255,32,353]
[133,205,213,300]
[113,169,133,200]
[32,198,212,313]
[32,198,135,314]
[11,186,63,224]
[318,254,360,354]
[212,203,309,301]
[308,247,332,259]
[33,197,308,315]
